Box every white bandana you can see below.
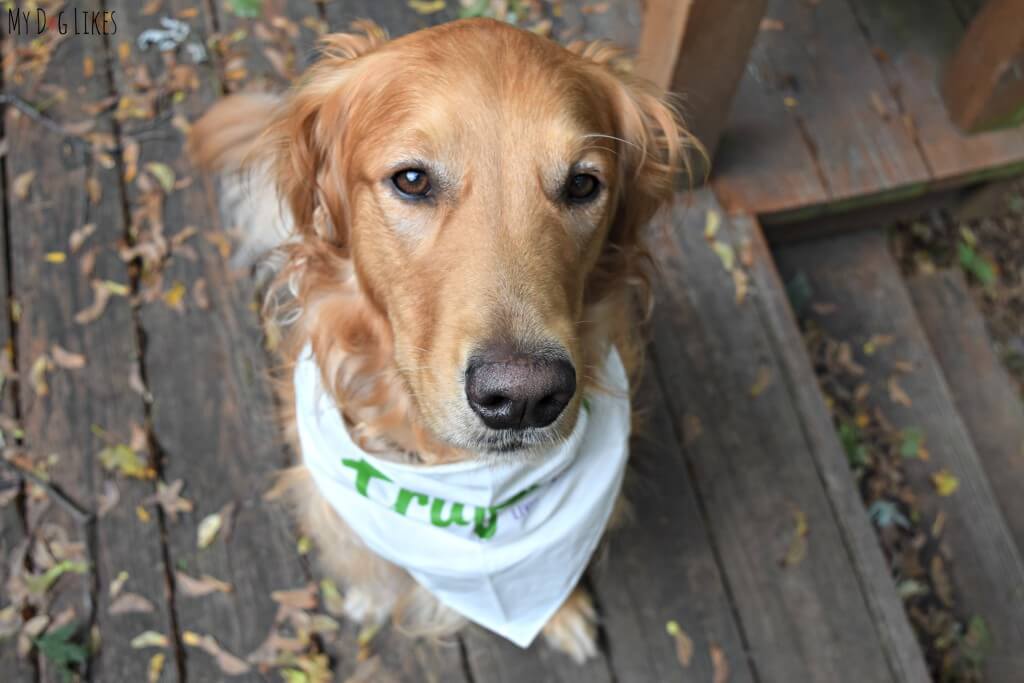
[293,345,630,648]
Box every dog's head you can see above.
[267,19,689,457]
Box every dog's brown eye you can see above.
[392,169,431,198]
[566,173,600,203]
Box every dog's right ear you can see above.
[264,22,388,251]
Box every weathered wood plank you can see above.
[743,218,931,681]
[775,229,1024,681]
[589,369,755,683]
[846,0,1024,183]
[907,269,1024,556]
[463,625,614,683]
[635,0,767,174]
[3,9,174,682]
[943,0,1024,132]
[104,2,309,680]
[650,189,928,681]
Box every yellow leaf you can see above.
[130,630,169,649]
[703,210,720,240]
[13,171,34,199]
[932,469,959,496]
[163,281,187,312]
[182,630,201,647]
[712,242,735,272]
[749,366,773,397]
[148,653,165,683]
[45,251,66,264]
[782,507,809,566]
[197,512,222,549]
[783,96,798,109]
[145,162,176,194]
[136,505,151,523]
[408,0,446,13]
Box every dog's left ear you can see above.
[569,42,700,292]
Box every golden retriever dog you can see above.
[190,18,690,662]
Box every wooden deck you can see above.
[712,0,1024,225]
[1,1,1024,682]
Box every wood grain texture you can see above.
[846,0,1024,182]
[636,0,767,170]
[650,189,927,681]
[775,230,1024,681]
[589,370,755,683]
[943,0,1024,132]
[3,11,174,682]
[743,218,931,682]
[908,269,1024,555]
[104,1,309,680]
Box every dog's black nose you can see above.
[465,348,576,430]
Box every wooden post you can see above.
[635,0,767,180]
[943,0,1024,132]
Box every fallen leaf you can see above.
[109,592,155,615]
[665,620,693,667]
[712,242,735,272]
[272,584,318,610]
[25,560,89,595]
[749,366,773,397]
[131,630,169,649]
[710,642,729,683]
[869,90,889,120]
[899,427,924,459]
[408,0,446,13]
[148,652,165,683]
[783,96,798,109]
[781,507,809,567]
[136,505,151,523]
[87,176,103,204]
[197,511,223,549]
[74,281,114,324]
[703,210,721,240]
[182,630,251,675]
[99,444,155,479]
[146,479,193,522]
[176,571,232,597]
[69,223,97,253]
[863,334,894,356]
[45,252,67,264]
[732,268,749,304]
[931,469,959,497]
[29,355,51,395]
[320,579,345,616]
[13,171,34,199]
[193,278,209,310]
[109,570,130,598]
[145,162,176,194]
[887,376,912,407]
[163,281,187,312]
[50,344,86,370]
[760,17,785,30]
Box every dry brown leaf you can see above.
[147,479,193,522]
[50,344,86,370]
[193,278,209,310]
[75,280,114,325]
[175,571,232,597]
[123,139,140,183]
[888,376,912,407]
[665,620,693,667]
[711,642,730,683]
[69,223,97,253]
[760,17,785,30]
[98,480,120,517]
[109,592,155,615]
[271,584,318,610]
[182,630,251,675]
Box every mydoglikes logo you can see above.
[6,7,117,35]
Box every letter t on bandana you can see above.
[294,345,631,647]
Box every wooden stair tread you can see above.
[907,269,1024,556]
[650,190,929,681]
[775,230,1024,680]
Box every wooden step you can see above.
[649,190,929,682]
[907,269,1024,555]
[775,230,1024,680]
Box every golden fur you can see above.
[191,18,691,662]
